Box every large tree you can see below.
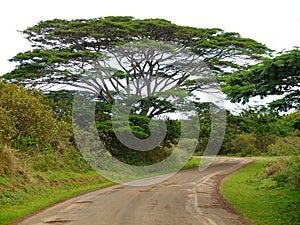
[222,48,300,111]
[3,16,270,116]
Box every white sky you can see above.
[1,0,300,76]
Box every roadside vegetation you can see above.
[221,157,300,225]
[0,169,113,225]
[219,48,300,224]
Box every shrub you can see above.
[264,157,300,190]
[267,136,300,156]
[0,82,58,150]
[231,133,259,156]
[272,157,300,190]
[263,159,287,178]
[256,135,277,153]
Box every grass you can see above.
[0,170,114,225]
[0,157,205,225]
[0,182,115,225]
[182,157,207,169]
[220,157,300,225]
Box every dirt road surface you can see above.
[13,157,252,225]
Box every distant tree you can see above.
[218,106,296,155]
[3,16,270,117]
[46,90,74,121]
[283,109,300,132]
[223,48,300,111]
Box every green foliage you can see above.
[0,82,57,149]
[283,109,300,131]
[267,136,300,156]
[195,104,299,157]
[272,157,300,191]
[195,103,212,153]
[0,82,92,179]
[165,119,181,143]
[264,157,300,191]
[5,16,269,80]
[238,106,290,136]
[219,112,242,155]
[94,102,183,165]
[3,16,270,118]
[96,114,176,165]
[130,97,177,118]
[181,157,204,169]
[230,133,259,156]
[223,48,300,111]
[220,107,297,156]
[46,90,74,121]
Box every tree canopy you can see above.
[3,17,269,83]
[222,48,300,111]
[2,16,270,117]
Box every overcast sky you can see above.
[1,0,299,76]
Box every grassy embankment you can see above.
[0,170,113,225]
[220,157,300,225]
[0,157,205,225]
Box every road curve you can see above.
[14,157,252,225]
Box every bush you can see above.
[231,133,259,156]
[0,82,58,150]
[272,157,300,190]
[267,136,300,156]
[263,159,287,178]
[256,135,277,153]
[264,157,300,190]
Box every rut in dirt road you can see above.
[13,157,252,225]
